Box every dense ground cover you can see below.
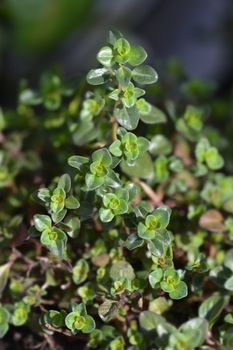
[0,31,233,349]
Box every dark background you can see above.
[0,0,233,105]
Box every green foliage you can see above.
[149,268,188,300]
[65,303,95,334]
[176,105,204,141]
[0,305,10,338]
[139,311,208,350]
[87,30,164,130]
[195,137,224,170]
[138,205,171,239]
[1,30,233,349]
[99,191,128,223]
[109,128,150,165]
[12,302,30,326]
[198,295,230,326]
[43,309,66,328]
[72,259,89,285]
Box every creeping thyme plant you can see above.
[1,31,233,349]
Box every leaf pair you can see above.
[109,127,150,166]
[149,268,188,300]
[99,190,129,223]
[65,303,95,334]
[34,214,67,258]
[195,137,224,170]
[138,206,171,240]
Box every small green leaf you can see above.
[40,228,67,258]
[72,120,98,146]
[147,237,165,256]
[51,188,66,214]
[115,106,140,130]
[97,46,113,66]
[114,38,131,63]
[12,302,30,326]
[0,264,11,296]
[87,68,108,85]
[149,135,172,156]
[0,108,6,130]
[132,65,158,85]
[149,268,163,288]
[179,317,208,348]
[128,45,147,66]
[225,313,233,324]
[68,156,89,170]
[205,147,224,170]
[224,276,233,291]
[124,234,144,250]
[71,302,87,314]
[122,86,137,108]
[65,310,95,334]
[138,222,155,240]
[138,137,150,153]
[169,281,188,300]
[115,66,131,86]
[58,174,71,193]
[107,29,123,45]
[198,295,230,326]
[37,188,50,202]
[99,208,114,223]
[0,321,9,339]
[82,315,96,333]
[98,300,120,322]
[149,297,172,315]
[121,153,153,179]
[0,305,10,338]
[120,132,139,161]
[139,206,171,240]
[78,283,95,302]
[92,148,112,166]
[44,310,65,328]
[85,173,104,190]
[34,214,52,232]
[64,216,80,238]
[40,228,66,246]
[72,259,89,285]
[169,157,183,172]
[195,138,209,163]
[110,261,135,281]
[155,156,170,183]
[184,105,203,131]
[153,206,171,228]
[19,89,42,106]
[109,140,122,157]
[65,312,85,332]
[139,310,176,333]
[65,196,80,209]
[224,249,233,271]
[140,105,167,124]
[109,89,120,101]
[52,208,67,224]
[136,98,151,114]
[109,336,125,350]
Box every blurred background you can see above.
[0,0,233,107]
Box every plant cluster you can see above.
[0,31,233,349]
